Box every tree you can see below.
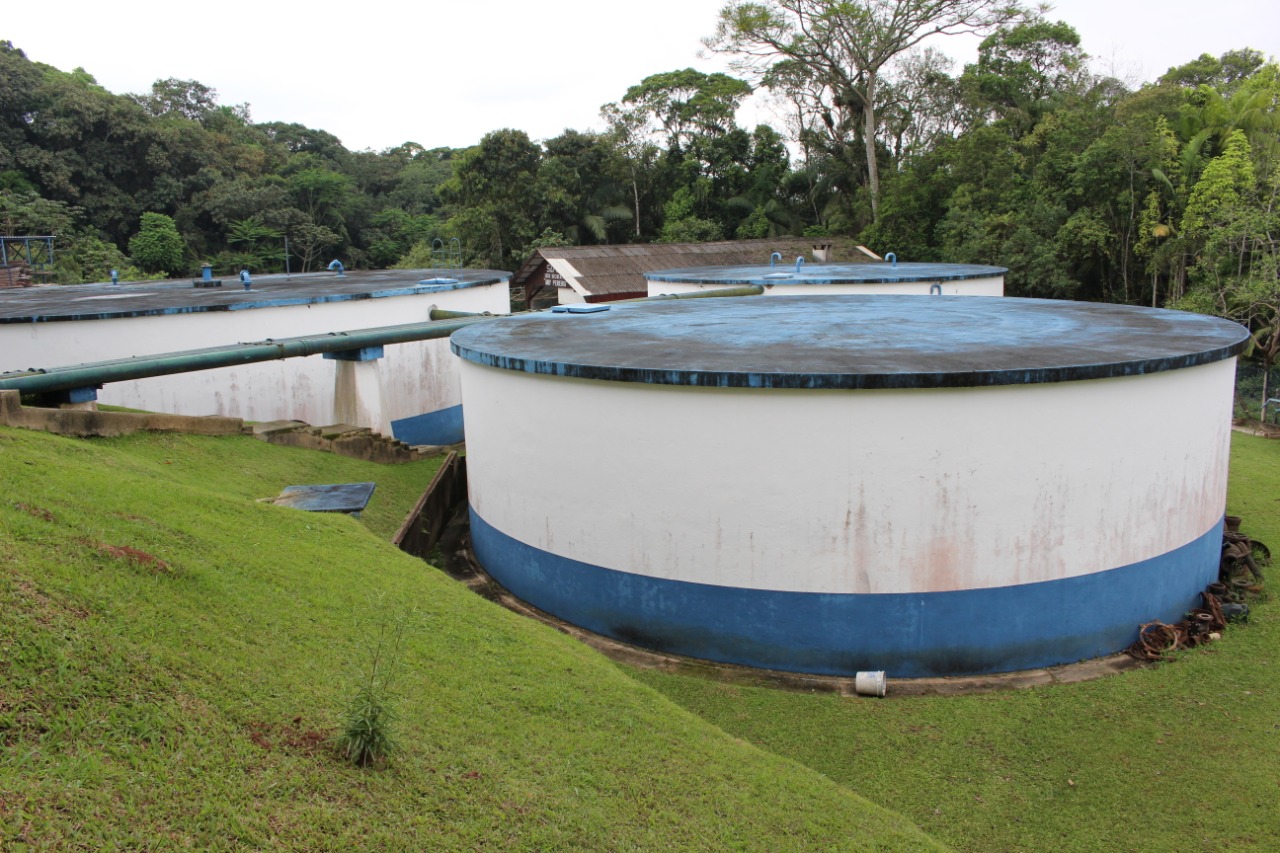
[1172,125,1280,411]
[363,208,439,268]
[287,165,355,227]
[534,130,632,245]
[603,70,751,242]
[257,122,347,161]
[288,222,340,273]
[440,129,541,269]
[601,102,662,238]
[958,17,1087,135]
[385,146,456,215]
[226,216,285,270]
[1158,49,1266,96]
[56,235,148,284]
[658,186,724,242]
[1225,273,1280,416]
[128,211,185,275]
[0,42,43,167]
[619,68,752,152]
[707,0,1024,220]
[0,190,80,236]
[133,78,219,121]
[876,47,965,161]
[1183,130,1256,244]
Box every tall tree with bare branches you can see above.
[706,0,1025,220]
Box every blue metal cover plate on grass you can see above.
[274,482,376,515]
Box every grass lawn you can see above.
[631,433,1280,852]
[0,427,943,851]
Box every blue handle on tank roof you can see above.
[551,304,611,314]
[886,252,897,266]
[770,252,782,267]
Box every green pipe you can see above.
[432,285,766,321]
[630,285,765,301]
[0,316,494,396]
[429,308,488,320]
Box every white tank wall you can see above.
[461,357,1233,595]
[645,276,1005,298]
[2,282,509,430]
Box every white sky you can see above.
[6,1,1279,153]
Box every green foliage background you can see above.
[0,18,1276,337]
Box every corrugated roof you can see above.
[512,238,874,298]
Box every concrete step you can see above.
[251,419,309,436]
[252,419,446,464]
[314,423,370,440]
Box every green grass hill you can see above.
[0,427,945,851]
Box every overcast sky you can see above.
[7,1,1278,152]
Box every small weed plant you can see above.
[337,596,419,767]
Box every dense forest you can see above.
[0,3,1276,348]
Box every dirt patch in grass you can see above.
[7,575,91,624]
[12,502,54,522]
[247,718,333,757]
[81,540,173,574]
[109,511,156,524]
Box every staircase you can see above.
[250,420,456,464]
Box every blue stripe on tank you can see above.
[469,508,1222,678]
[390,404,464,446]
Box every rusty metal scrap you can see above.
[1126,606,1214,661]
[1202,590,1227,630]
[1126,519,1268,662]
[1221,515,1268,582]
[1129,622,1187,661]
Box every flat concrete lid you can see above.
[646,261,1006,286]
[0,268,508,324]
[450,296,1250,389]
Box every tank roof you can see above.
[0,268,508,324]
[646,261,1006,286]
[450,295,1249,389]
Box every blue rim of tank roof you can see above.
[450,295,1250,390]
[0,271,507,324]
[645,262,1008,286]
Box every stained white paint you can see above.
[645,275,1005,298]
[461,357,1234,595]
[332,359,385,430]
[2,282,509,432]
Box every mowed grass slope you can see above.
[0,427,945,852]
[633,433,1280,853]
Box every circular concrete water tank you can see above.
[452,296,1249,678]
[646,261,1006,297]
[0,269,509,445]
